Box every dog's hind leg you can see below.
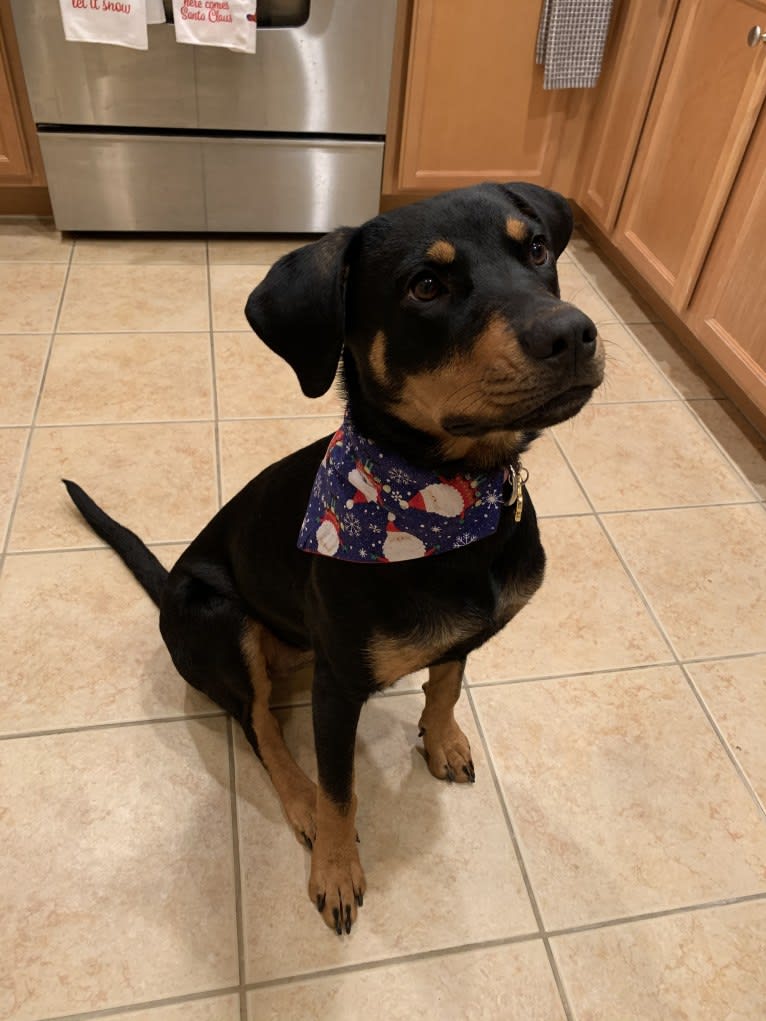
[241,620,318,849]
[418,659,475,783]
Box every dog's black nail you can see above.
[356,832,360,843]
[418,727,426,737]
[333,907,342,935]
[446,765,456,783]
[464,763,476,783]
[356,890,364,907]
[317,893,326,912]
[303,833,313,851]
[345,904,352,934]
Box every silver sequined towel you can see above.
[536,0,615,90]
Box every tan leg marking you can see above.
[308,788,366,934]
[426,239,456,264]
[241,621,317,848]
[367,635,433,689]
[367,613,482,689]
[506,216,528,242]
[418,661,475,783]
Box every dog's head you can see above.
[245,182,604,468]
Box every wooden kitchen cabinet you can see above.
[0,18,31,178]
[688,101,766,417]
[0,1,49,211]
[576,0,679,233]
[395,0,571,192]
[614,0,766,313]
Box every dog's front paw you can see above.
[308,842,366,935]
[419,719,476,783]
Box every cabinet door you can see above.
[398,0,567,191]
[614,0,766,312]
[0,31,30,179]
[577,0,679,232]
[688,103,766,417]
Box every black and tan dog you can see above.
[65,181,603,936]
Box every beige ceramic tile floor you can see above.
[1,220,765,1021]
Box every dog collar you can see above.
[297,412,526,563]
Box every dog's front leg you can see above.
[419,659,475,783]
[308,658,367,935]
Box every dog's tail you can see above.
[63,479,169,608]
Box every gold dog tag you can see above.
[514,476,524,522]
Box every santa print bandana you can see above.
[297,412,513,563]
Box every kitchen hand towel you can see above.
[58,0,149,50]
[146,0,166,23]
[172,0,257,53]
[535,0,615,89]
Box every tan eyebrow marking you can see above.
[505,217,528,242]
[425,239,456,264]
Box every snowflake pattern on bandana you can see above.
[297,412,512,563]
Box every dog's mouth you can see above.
[443,383,597,437]
[505,383,596,429]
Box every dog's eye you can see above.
[529,238,549,266]
[409,274,444,302]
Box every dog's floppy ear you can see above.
[244,226,357,398]
[502,182,573,259]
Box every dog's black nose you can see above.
[521,306,597,363]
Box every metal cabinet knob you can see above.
[748,25,766,46]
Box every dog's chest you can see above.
[369,546,544,688]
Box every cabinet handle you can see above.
[747,25,766,46]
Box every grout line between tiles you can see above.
[680,662,766,822]
[575,260,764,494]
[206,238,225,511]
[0,709,226,743]
[0,257,72,265]
[8,498,762,560]
[244,931,543,994]
[241,888,766,997]
[679,399,766,502]
[545,889,766,941]
[5,539,193,557]
[682,648,766,666]
[595,498,761,515]
[226,716,249,1021]
[36,891,766,1020]
[551,435,766,823]
[2,328,220,336]
[31,417,217,429]
[15,413,340,428]
[603,513,766,821]
[464,685,575,1021]
[1,244,75,562]
[210,241,243,1021]
[465,658,679,690]
[39,985,243,1021]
